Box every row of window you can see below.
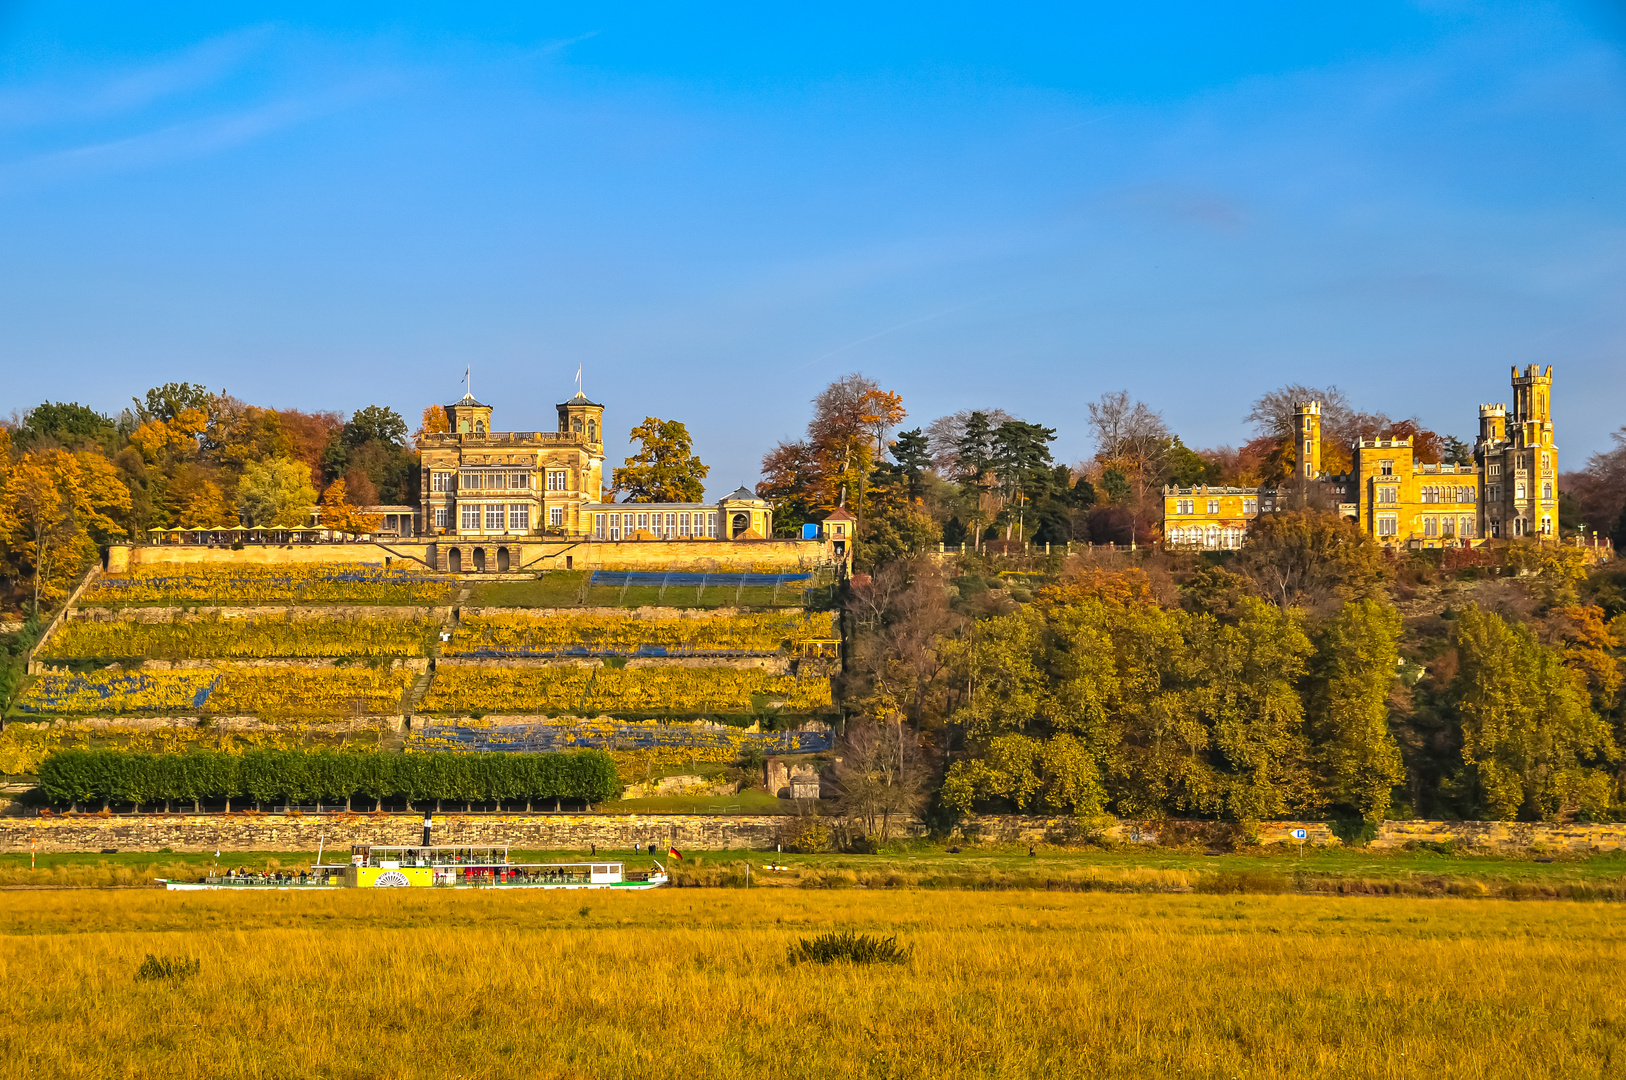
[1375,515,1479,539]
[1172,498,1258,515]
[1418,485,1476,504]
[1165,525,1245,549]
[594,511,719,541]
[430,470,573,492]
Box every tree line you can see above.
[837,516,1625,827]
[35,748,619,812]
[754,372,1626,571]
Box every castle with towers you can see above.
[414,388,777,565]
[1164,364,1559,550]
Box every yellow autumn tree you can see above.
[319,479,382,537]
[2,448,131,609]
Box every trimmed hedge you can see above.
[35,748,619,810]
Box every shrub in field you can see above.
[42,618,434,660]
[787,930,912,966]
[1195,870,1289,895]
[135,955,200,983]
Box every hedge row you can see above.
[35,748,619,810]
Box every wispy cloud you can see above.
[0,25,278,132]
[0,75,394,193]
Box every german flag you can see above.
[667,845,684,861]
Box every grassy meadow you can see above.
[0,888,1619,1079]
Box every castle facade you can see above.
[416,390,774,543]
[1164,365,1559,550]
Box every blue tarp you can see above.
[589,571,812,588]
[407,723,833,754]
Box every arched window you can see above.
[587,419,597,441]
[474,420,486,434]
[572,416,583,434]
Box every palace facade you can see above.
[416,390,774,543]
[1164,365,1558,550]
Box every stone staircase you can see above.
[400,583,473,721]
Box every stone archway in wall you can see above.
[730,512,749,538]
[447,547,462,574]
[473,547,487,573]
[497,547,511,572]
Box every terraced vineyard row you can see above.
[15,666,415,716]
[39,617,436,660]
[418,664,833,715]
[444,611,837,656]
[82,563,454,606]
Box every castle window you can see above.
[1542,482,1553,502]
[458,419,470,433]
[1423,517,1437,537]
[485,505,505,531]
[460,504,480,531]
[1380,460,1393,476]
[546,470,568,492]
[1442,517,1455,538]
[573,416,583,434]
[1541,453,1550,473]
[435,508,450,529]
[460,471,481,490]
[1243,498,1257,514]
[1489,463,1501,478]
[678,512,691,537]
[509,504,530,530]
[474,421,486,434]
[1377,515,1398,537]
[1460,517,1476,539]
[510,472,530,489]
[622,512,635,536]
[1516,481,1526,500]
[1377,486,1397,505]
[707,512,719,538]
[1467,486,1476,502]
[593,513,606,539]
[636,513,649,531]
[548,506,562,528]
[665,513,677,538]
[1206,499,1219,515]
[431,472,452,493]
[1176,499,1193,515]
[588,420,596,441]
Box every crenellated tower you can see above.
[1293,401,1322,480]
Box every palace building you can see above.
[416,389,774,544]
[1163,365,1558,551]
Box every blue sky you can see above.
[2,2,1623,493]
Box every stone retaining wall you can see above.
[0,812,810,853]
[6,812,1621,854]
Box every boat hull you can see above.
[159,878,667,891]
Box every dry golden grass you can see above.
[0,890,1619,1078]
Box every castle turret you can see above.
[556,392,604,449]
[445,393,493,436]
[1294,401,1322,479]
[1477,403,1506,448]
[1510,364,1554,448]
